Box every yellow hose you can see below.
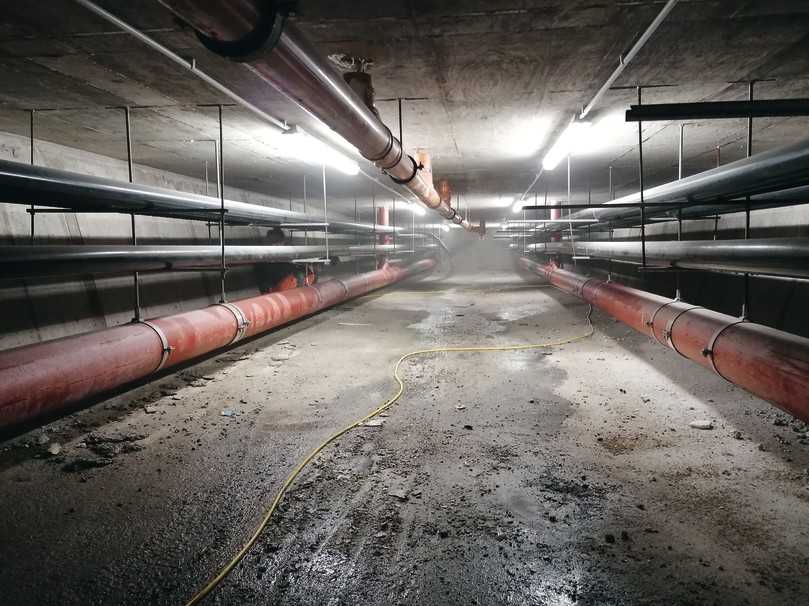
[183,304,595,605]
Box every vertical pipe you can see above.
[637,87,646,268]
[217,104,226,303]
[372,193,377,256]
[29,109,35,245]
[322,163,329,262]
[566,153,571,204]
[204,160,211,242]
[303,174,308,246]
[678,122,685,179]
[676,206,682,299]
[353,195,359,273]
[743,80,755,319]
[608,165,614,200]
[397,97,404,149]
[124,105,141,322]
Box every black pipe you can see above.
[626,99,809,122]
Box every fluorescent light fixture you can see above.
[541,113,626,170]
[282,130,359,176]
[541,121,591,170]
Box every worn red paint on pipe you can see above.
[0,259,436,429]
[519,256,809,421]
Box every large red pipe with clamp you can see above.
[0,259,436,430]
[519,257,809,421]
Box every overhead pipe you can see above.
[518,257,809,422]
[155,0,481,234]
[0,258,436,429]
[625,98,809,122]
[0,243,434,279]
[536,138,809,231]
[531,237,809,278]
[579,0,679,119]
[0,159,395,235]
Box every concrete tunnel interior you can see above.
[1,1,809,605]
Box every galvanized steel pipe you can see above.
[0,243,431,278]
[530,237,809,278]
[0,159,395,235]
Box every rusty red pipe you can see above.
[0,259,436,430]
[519,256,809,421]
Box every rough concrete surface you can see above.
[1,270,808,605]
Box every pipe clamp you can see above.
[663,305,703,357]
[647,300,679,342]
[703,319,746,378]
[195,1,295,61]
[139,320,173,371]
[215,303,251,344]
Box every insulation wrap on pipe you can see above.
[518,257,809,421]
[0,259,436,430]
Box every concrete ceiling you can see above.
[2,1,809,223]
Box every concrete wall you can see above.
[0,131,329,350]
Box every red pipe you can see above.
[519,256,809,421]
[0,259,436,429]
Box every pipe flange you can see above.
[578,277,599,299]
[702,318,746,378]
[366,125,395,164]
[195,1,295,62]
[663,305,703,357]
[647,299,679,342]
[139,320,173,372]
[389,155,419,184]
[380,141,405,173]
[215,302,251,344]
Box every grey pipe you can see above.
[156,1,474,229]
[536,138,809,230]
[530,237,809,278]
[0,243,432,279]
[0,159,396,234]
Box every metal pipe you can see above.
[535,137,809,229]
[74,0,287,130]
[530,238,809,278]
[625,98,809,122]
[0,159,397,234]
[579,0,679,119]
[0,244,431,279]
[518,257,809,421]
[155,1,477,231]
[0,258,436,429]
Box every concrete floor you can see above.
[1,270,808,605]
